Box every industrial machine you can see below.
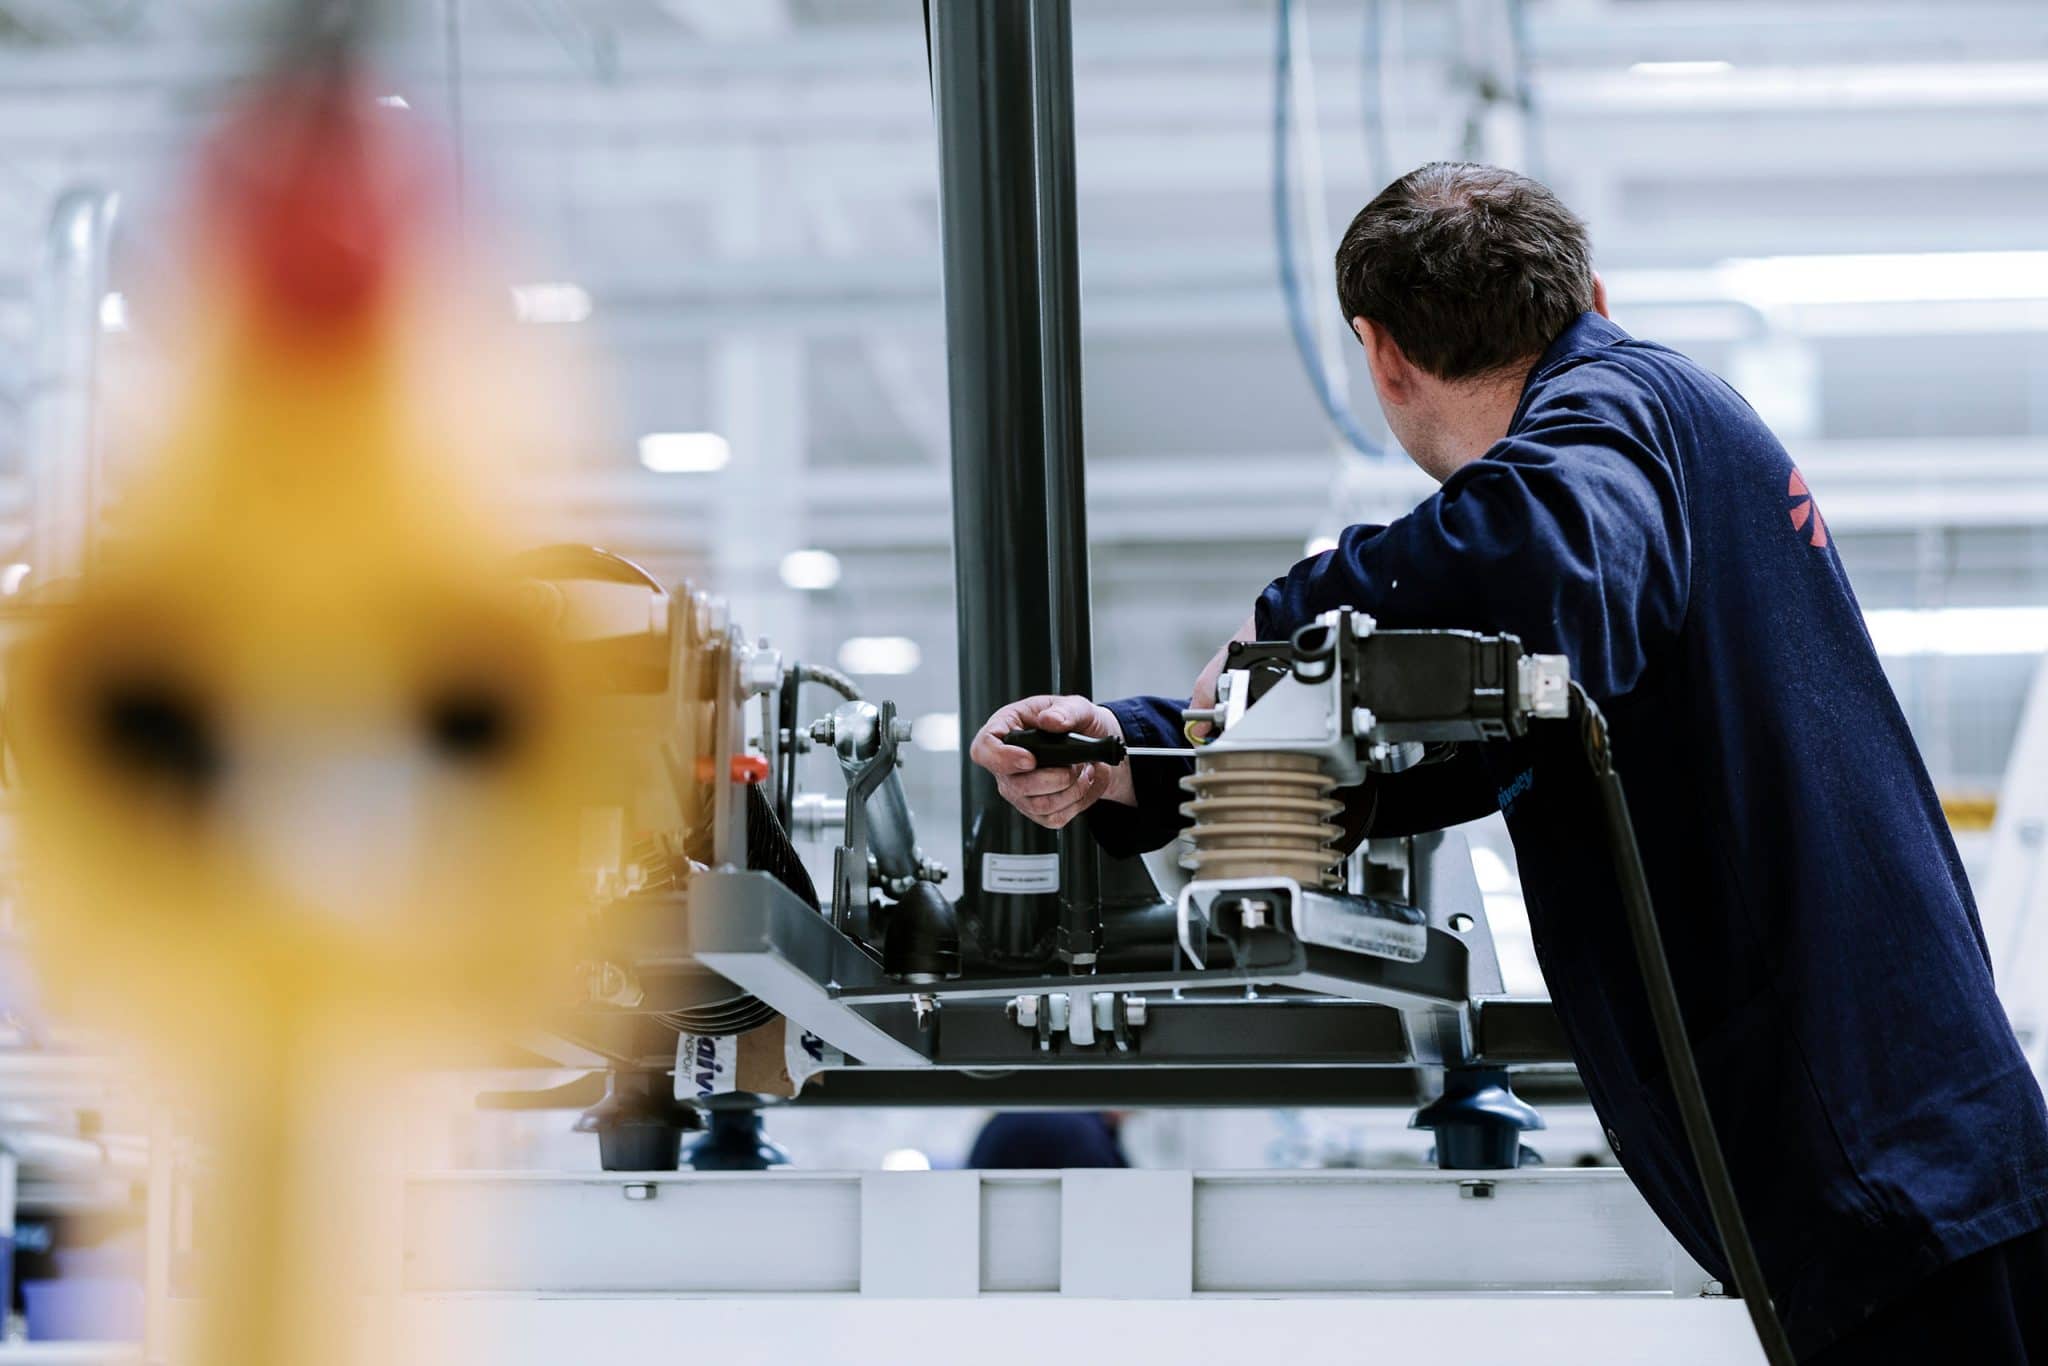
[513,548,1584,1174]
[502,0,1594,1178]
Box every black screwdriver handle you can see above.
[1001,729,1128,768]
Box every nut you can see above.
[742,648,783,697]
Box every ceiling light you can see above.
[639,432,731,474]
[838,636,921,675]
[778,549,842,592]
[911,712,961,753]
[1719,251,2048,308]
[1864,606,2048,657]
[1628,60,1733,77]
[511,282,592,324]
[98,292,127,332]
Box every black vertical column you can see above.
[1028,0,1102,971]
[930,0,1095,969]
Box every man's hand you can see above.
[1188,613,1259,737]
[969,695,1136,830]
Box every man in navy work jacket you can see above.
[969,162,2048,1362]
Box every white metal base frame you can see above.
[388,1167,1762,1365]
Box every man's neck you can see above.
[1427,364,1535,475]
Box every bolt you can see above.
[1350,611,1376,638]
[1123,994,1148,1027]
[1351,706,1377,737]
[1701,1280,1726,1298]
[809,716,836,744]
[1007,995,1040,1029]
[889,717,915,744]
[1458,1180,1496,1200]
[1239,903,1268,930]
[1449,913,1475,933]
[623,1183,656,1202]
[912,993,937,1029]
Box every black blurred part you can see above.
[93,683,221,799]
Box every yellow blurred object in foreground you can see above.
[8,65,596,1365]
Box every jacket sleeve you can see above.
[1087,695,1195,860]
[1254,363,1690,702]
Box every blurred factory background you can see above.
[4,0,2046,879]
[0,0,2043,1346]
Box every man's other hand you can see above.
[969,695,1136,829]
[1189,613,1259,737]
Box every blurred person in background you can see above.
[966,1112,1129,1169]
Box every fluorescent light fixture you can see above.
[838,636,921,675]
[98,292,128,332]
[375,94,410,109]
[1629,60,1733,76]
[511,282,592,324]
[639,432,730,474]
[778,549,842,592]
[1304,535,1340,557]
[1864,606,2048,657]
[1720,251,2048,308]
[911,712,961,753]
[880,1148,931,1172]
[0,563,30,596]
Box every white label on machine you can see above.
[674,1033,738,1100]
[785,1028,843,1092]
[983,852,1060,894]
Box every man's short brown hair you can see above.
[1335,162,1594,381]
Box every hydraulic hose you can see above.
[795,663,863,701]
[1274,0,1388,461]
[1570,682,1796,1366]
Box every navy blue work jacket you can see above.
[1091,313,2048,1355]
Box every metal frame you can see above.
[402,1166,1714,1298]
[582,827,1576,1103]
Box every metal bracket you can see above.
[830,700,903,935]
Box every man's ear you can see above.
[1353,317,1413,406]
[1591,271,1611,320]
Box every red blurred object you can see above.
[695,755,771,785]
[194,69,449,341]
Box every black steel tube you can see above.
[1027,0,1103,972]
[931,0,1061,967]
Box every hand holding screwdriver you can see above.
[969,694,1142,830]
[998,729,1194,767]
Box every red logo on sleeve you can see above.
[1788,468,1828,548]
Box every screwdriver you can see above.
[1001,729,1196,767]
